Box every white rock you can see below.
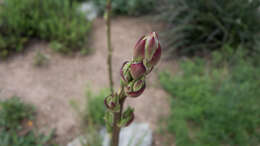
[78,2,98,21]
[101,122,153,146]
[67,136,87,146]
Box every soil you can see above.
[0,17,177,146]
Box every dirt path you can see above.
[0,17,177,145]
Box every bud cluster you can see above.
[120,32,161,98]
[105,32,162,130]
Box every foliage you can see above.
[70,87,108,146]
[160,0,260,55]
[83,88,108,126]
[0,97,34,129]
[0,129,56,146]
[0,0,91,58]
[33,51,49,67]
[159,55,260,146]
[70,87,108,126]
[92,0,156,16]
[0,97,57,146]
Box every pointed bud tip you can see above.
[134,35,145,48]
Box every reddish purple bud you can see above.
[133,35,146,62]
[143,32,161,71]
[145,36,157,61]
[125,79,146,97]
[130,62,146,80]
[133,32,161,68]
[145,44,161,73]
[120,61,132,84]
[149,43,161,66]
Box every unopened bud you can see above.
[104,94,116,109]
[118,107,134,127]
[120,61,132,84]
[144,32,161,72]
[125,111,134,127]
[125,78,146,97]
[130,62,146,80]
[133,35,146,62]
[133,32,161,73]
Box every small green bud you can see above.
[118,107,134,127]
[104,94,117,110]
[125,78,146,97]
[120,61,132,85]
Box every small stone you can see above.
[67,136,87,146]
[100,122,153,146]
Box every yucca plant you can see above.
[160,0,260,56]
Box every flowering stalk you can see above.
[104,32,162,146]
[106,0,114,93]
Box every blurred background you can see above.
[0,0,260,146]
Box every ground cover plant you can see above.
[159,53,260,146]
[0,0,91,58]
[0,97,56,146]
[160,0,260,55]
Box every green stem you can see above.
[106,0,114,93]
[111,86,126,146]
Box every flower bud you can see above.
[104,94,116,109]
[130,62,146,80]
[133,35,146,62]
[120,61,132,84]
[125,78,146,97]
[118,107,134,127]
[125,111,134,127]
[144,32,161,72]
[147,43,161,66]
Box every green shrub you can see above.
[70,87,108,127]
[0,97,34,129]
[92,0,156,16]
[0,130,56,146]
[0,0,91,58]
[0,97,56,146]
[159,57,260,146]
[160,0,260,55]
[83,88,108,126]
